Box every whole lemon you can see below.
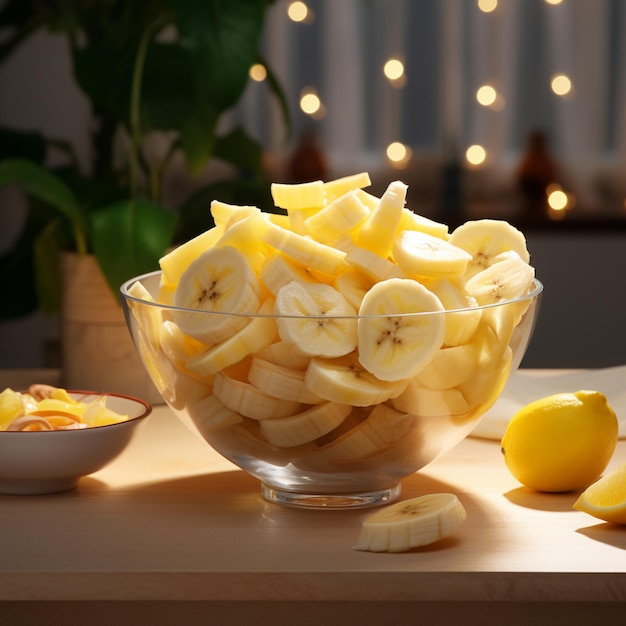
[501,390,618,493]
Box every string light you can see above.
[386,142,412,168]
[545,0,563,5]
[478,0,498,13]
[299,88,325,118]
[466,144,487,166]
[287,1,309,23]
[551,73,572,96]
[384,58,405,81]
[476,84,497,107]
[249,64,267,82]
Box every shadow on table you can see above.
[576,523,626,550]
[502,485,579,512]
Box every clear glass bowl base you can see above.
[260,482,402,509]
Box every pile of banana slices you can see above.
[125,172,536,551]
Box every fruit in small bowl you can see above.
[0,385,151,495]
[121,173,542,508]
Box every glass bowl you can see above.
[121,271,542,509]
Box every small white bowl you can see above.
[0,391,151,495]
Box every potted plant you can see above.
[0,0,289,394]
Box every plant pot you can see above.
[60,252,162,404]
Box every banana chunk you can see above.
[354,493,467,553]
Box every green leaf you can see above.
[90,198,177,299]
[172,0,268,112]
[33,219,62,316]
[180,102,219,175]
[0,158,89,253]
[213,126,262,173]
[73,42,196,131]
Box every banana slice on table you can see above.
[259,401,352,448]
[392,230,472,279]
[173,246,262,344]
[354,493,467,553]
[357,278,446,382]
[447,218,530,279]
[274,280,358,358]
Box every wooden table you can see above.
[1,369,625,625]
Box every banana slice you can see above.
[255,340,311,370]
[414,343,480,390]
[187,393,243,432]
[261,219,349,276]
[464,254,535,305]
[312,404,413,463]
[356,180,408,257]
[448,218,530,278]
[212,370,304,421]
[173,246,262,344]
[271,180,326,210]
[303,190,370,246]
[159,225,224,288]
[259,402,352,448]
[214,210,270,275]
[210,200,259,229]
[323,171,372,203]
[248,356,325,404]
[392,381,471,417]
[185,298,278,378]
[334,268,373,310]
[427,279,482,347]
[354,493,467,553]
[398,207,449,240]
[304,354,407,406]
[304,354,408,407]
[274,281,358,358]
[357,278,446,382]
[260,251,319,296]
[345,246,406,283]
[392,230,472,278]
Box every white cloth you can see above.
[470,366,626,441]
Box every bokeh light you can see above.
[476,84,497,107]
[478,0,498,13]
[551,73,572,96]
[384,58,405,81]
[287,1,309,23]
[249,64,267,82]
[466,144,487,166]
[386,142,412,168]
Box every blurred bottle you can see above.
[516,130,559,219]
[287,129,328,183]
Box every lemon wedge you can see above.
[501,390,618,492]
[573,463,626,525]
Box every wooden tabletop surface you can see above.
[1,369,625,625]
